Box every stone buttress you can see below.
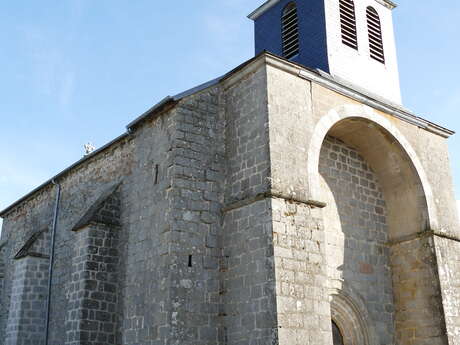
[65,183,122,345]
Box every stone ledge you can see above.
[388,230,460,246]
[222,191,327,213]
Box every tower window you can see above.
[339,0,358,50]
[282,2,299,59]
[366,6,385,63]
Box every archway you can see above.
[330,289,373,345]
[308,104,437,240]
[309,105,445,344]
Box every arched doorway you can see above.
[329,288,373,345]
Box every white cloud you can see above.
[457,200,460,218]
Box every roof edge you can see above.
[126,96,176,131]
[248,0,397,20]
[126,76,224,130]
[248,0,281,20]
[0,133,129,218]
[1,51,453,219]
[0,53,267,219]
[375,0,397,9]
[262,52,454,137]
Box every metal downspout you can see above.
[44,180,61,345]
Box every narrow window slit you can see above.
[188,255,193,267]
[154,164,159,184]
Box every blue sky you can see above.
[0,0,459,229]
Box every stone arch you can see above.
[307,104,438,240]
[329,288,375,345]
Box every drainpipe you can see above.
[44,180,61,345]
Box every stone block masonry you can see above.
[0,253,4,307]
[319,136,395,344]
[272,198,331,345]
[0,52,458,345]
[5,228,50,345]
[224,63,270,206]
[165,88,224,345]
[5,257,49,345]
[65,222,120,345]
[390,235,448,345]
[222,199,278,345]
[435,236,460,345]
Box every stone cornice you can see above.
[263,53,454,138]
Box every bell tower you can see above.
[249,0,402,104]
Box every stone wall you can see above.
[115,108,175,345]
[66,223,120,345]
[434,236,460,345]
[224,63,270,205]
[220,62,279,345]
[266,65,314,202]
[222,199,277,344]
[0,250,4,313]
[320,136,395,344]
[0,189,56,342]
[0,53,458,345]
[390,235,448,345]
[165,87,224,345]
[5,256,49,345]
[4,227,50,345]
[0,110,143,344]
[272,198,331,345]
[49,140,134,345]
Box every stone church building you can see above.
[1,0,459,344]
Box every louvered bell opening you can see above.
[282,4,299,59]
[366,7,385,63]
[339,0,358,50]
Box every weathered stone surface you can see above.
[222,198,277,344]
[5,256,49,345]
[0,52,458,345]
[434,236,460,345]
[66,223,120,345]
[391,235,448,345]
[320,136,395,345]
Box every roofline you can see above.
[126,96,177,130]
[261,52,454,137]
[248,0,397,20]
[0,53,266,218]
[0,133,130,217]
[0,51,453,218]
[126,56,264,131]
[248,0,281,21]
